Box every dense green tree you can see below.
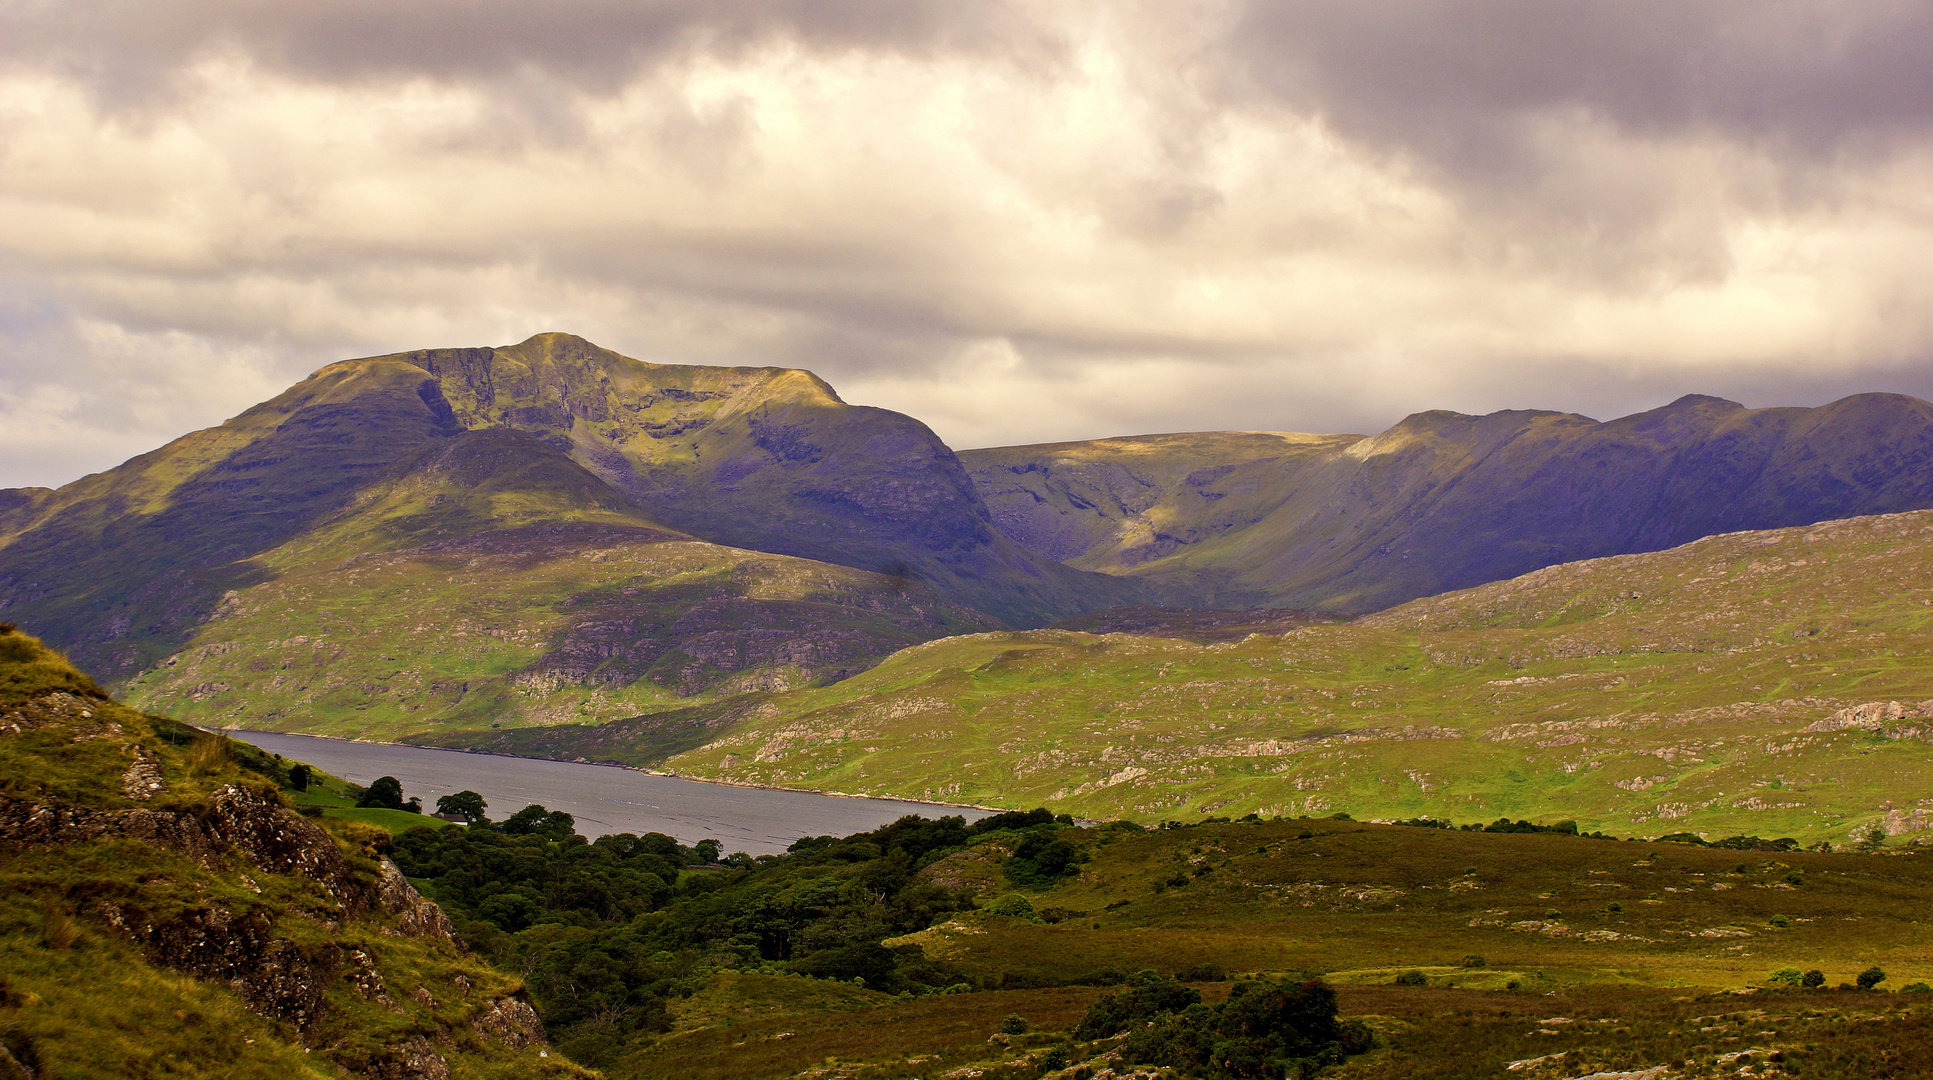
[356,775,404,810]
[287,763,310,791]
[501,804,577,839]
[435,790,488,824]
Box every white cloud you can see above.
[1,2,1931,487]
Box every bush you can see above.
[1857,967,1887,990]
[1004,829,1086,888]
[1768,968,1803,985]
[1113,977,1359,1077]
[1802,970,1826,988]
[1901,982,1932,994]
[1000,1013,1028,1035]
[1075,971,1202,1039]
[1460,956,1486,969]
[1769,914,1792,928]
[984,894,1039,920]
[1394,970,1428,987]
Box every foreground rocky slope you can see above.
[963,392,1933,612]
[468,509,1933,843]
[0,623,576,1079]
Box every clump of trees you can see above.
[354,775,420,813]
[387,805,1085,1068]
[1075,969,1373,1076]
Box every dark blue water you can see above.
[232,731,992,855]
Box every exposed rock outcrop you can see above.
[471,994,548,1049]
[96,901,333,1038]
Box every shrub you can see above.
[1113,977,1359,1077]
[1857,967,1887,990]
[1769,914,1792,928]
[1005,829,1086,888]
[1000,1013,1028,1035]
[1802,970,1826,988]
[985,894,1039,920]
[1768,968,1803,985]
[1459,956,1486,969]
[287,763,311,791]
[1901,982,1932,994]
[1394,970,1428,987]
[1075,971,1202,1039]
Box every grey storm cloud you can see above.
[0,0,1053,101]
[1,1,1930,489]
[1229,2,1933,157]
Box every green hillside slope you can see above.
[961,392,1933,613]
[462,510,1933,844]
[0,622,581,1079]
[0,334,1107,735]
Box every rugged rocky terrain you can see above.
[0,622,574,1079]
[962,392,1933,612]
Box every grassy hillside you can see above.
[961,392,1933,613]
[120,520,995,741]
[461,510,1933,845]
[0,622,580,1079]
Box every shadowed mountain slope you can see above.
[0,334,1132,681]
[961,393,1933,613]
[391,332,1142,626]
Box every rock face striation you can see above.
[962,392,1933,613]
[0,622,576,1079]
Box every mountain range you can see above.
[5,333,1933,835]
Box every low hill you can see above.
[458,509,1933,844]
[0,622,579,1079]
[962,392,1933,612]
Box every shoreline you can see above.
[224,726,1005,817]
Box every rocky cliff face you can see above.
[0,623,580,1079]
[962,392,1933,613]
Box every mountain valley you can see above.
[3,334,1932,846]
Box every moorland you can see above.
[5,623,1933,1079]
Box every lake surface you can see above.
[231,731,992,855]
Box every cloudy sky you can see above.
[4,1,1932,489]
